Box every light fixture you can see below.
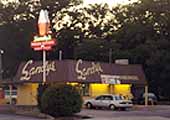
[0,49,4,54]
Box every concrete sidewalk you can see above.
[0,105,15,114]
[133,105,170,111]
[87,116,170,120]
[78,105,170,120]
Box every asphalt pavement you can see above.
[0,105,170,120]
[77,105,170,120]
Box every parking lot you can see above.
[0,105,170,120]
[77,105,170,120]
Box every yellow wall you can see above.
[17,83,38,105]
[89,84,132,99]
[0,99,6,105]
[112,84,133,99]
[0,89,5,105]
[16,83,133,105]
[90,84,109,97]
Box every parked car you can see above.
[4,90,17,104]
[136,93,158,105]
[84,94,133,110]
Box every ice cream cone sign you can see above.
[44,10,52,34]
[31,9,56,51]
[38,9,50,36]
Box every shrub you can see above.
[40,84,83,117]
[37,83,48,112]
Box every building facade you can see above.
[12,59,146,105]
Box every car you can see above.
[137,93,158,105]
[84,94,133,110]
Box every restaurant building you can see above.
[10,59,146,105]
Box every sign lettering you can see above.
[75,59,103,80]
[20,60,56,81]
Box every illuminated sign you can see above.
[101,74,121,84]
[31,10,56,52]
[75,59,103,80]
[33,35,52,42]
[101,74,139,84]
[33,46,52,51]
[31,39,56,51]
[20,60,56,81]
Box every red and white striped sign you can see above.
[31,39,56,51]
[33,46,52,51]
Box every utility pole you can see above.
[145,85,148,106]
[109,48,112,63]
[0,49,4,81]
[59,50,62,61]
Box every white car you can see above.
[84,94,133,110]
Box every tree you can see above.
[112,0,170,98]
[0,0,82,78]
[55,0,170,98]
[40,84,83,117]
[37,83,48,112]
[54,3,119,60]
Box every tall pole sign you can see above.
[31,10,56,84]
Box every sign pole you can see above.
[43,50,46,84]
[109,48,112,63]
[31,9,56,84]
[145,85,148,106]
[59,50,62,61]
[0,49,4,81]
[9,85,12,105]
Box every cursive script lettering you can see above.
[75,59,103,80]
[20,60,56,80]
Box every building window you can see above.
[81,83,89,96]
[68,83,90,96]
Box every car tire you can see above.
[86,102,93,109]
[109,104,116,110]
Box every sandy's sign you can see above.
[75,59,103,80]
[14,59,146,85]
[20,60,56,81]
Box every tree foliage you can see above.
[112,0,170,98]
[55,0,170,98]
[37,83,48,112]
[40,84,83,117]
[0,0,82,78]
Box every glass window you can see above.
[96,96,104,100]
[82,84,89,96]
[104,96,113,100]
[4,90,17,96]
[74,83,90,96]
[115,95,123,100]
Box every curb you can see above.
[15,111,55,120]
